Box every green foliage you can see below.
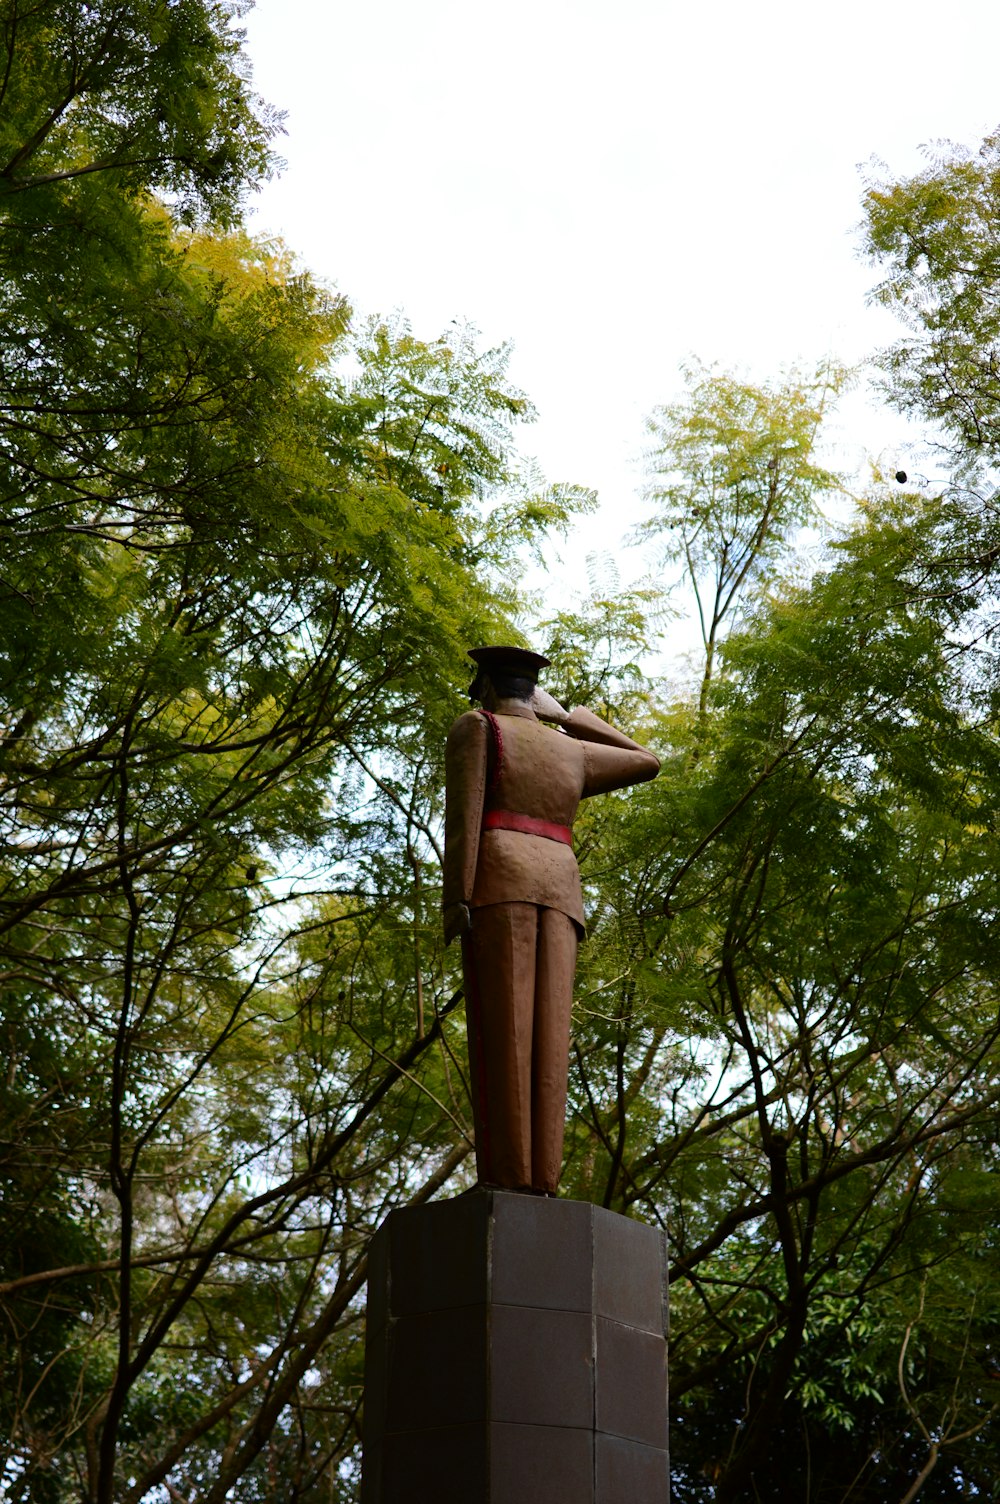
[863,130,1000,462]
[0,0,277,217]
[5,14,1000,1504]
[328,314,534,518]
[639,361,846,712]
[0,7,587,1500]
[563,479,1000,1500]
[540,557,669,729]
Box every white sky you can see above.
[242,0,1000,602]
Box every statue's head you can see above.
[467,645,550,706]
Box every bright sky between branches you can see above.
[244,0,1000,588]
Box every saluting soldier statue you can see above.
[443,645,659,1195]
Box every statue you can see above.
[443,645,659,1194]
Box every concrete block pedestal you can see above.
[362,1189,668,1503]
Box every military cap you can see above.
[467,645,551,681]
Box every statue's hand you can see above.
[531,686,570,724]
[443,901,472,944]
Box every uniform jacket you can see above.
[443,703,659,941]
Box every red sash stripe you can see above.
[476,708,505,795]
[483,809,573,847]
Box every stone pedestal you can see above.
[361,1190,668,1503]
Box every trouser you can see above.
[461,902,579,1194]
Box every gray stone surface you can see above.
[490,1305,594,1427]
[595,1317,669,1448]
[595,1433,671,1504]
[492,1192,594,1310]
[492,1422,594,1501]
[593,1203,667,1334]
[361,1189,669,1503]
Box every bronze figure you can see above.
[443,646,659,1193]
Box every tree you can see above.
[863,129,1000,464]
[639,362,846,716]
[0,0,276,215]
[7,10,1000,1500]
[559,476,1000,1502]
[0,6,588,1499]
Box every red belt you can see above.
[482,810,573,847]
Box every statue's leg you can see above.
[530,907,579,1193]
[462,902,537,1189]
